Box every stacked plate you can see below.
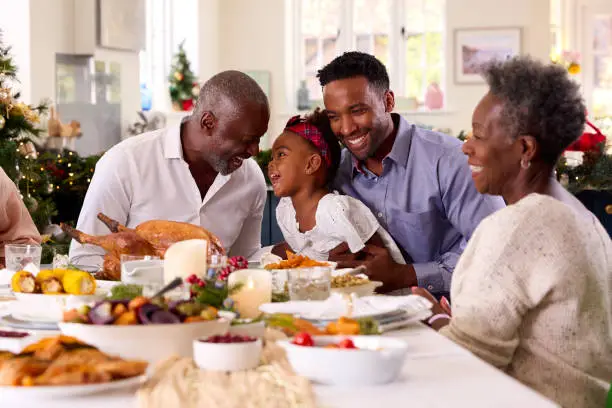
[259,293,433,332]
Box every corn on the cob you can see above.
[36,269,67,284]
[62,270,96,295]
[10,271,37,293]
[40,277,63,294]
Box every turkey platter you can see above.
[61,213,226,281]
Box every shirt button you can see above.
[427,285,434,291]
[377,212,383,218]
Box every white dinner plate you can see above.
[259,294,432,321]
[0,375,146,399]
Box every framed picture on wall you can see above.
[98,0,146,52]
[454,27,522,84]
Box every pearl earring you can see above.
[520,159,531,169]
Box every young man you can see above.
[319,52,505,295]
[70,71,270,268]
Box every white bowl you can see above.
[278,335,408,385]
[193,337,262,372]
[331,280,383,297]
[13,291,106,322]
[58,318,230,366]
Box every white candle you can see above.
[163,239,208,284]
[228,269,272,319]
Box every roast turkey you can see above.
[61,213,226,280]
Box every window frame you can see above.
[288,0,446,109]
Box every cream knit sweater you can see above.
[440,194,612,408]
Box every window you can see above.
[139,0,198,111]
[550,0,563,59]
[292,0,445,107]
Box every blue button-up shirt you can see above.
[334,114,505,294]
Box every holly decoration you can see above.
[185,256,249,312]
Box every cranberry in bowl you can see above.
[193,333,262,372]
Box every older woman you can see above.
[0,167,41,268]
[413,56,612,408]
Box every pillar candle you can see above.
[228,269,272,319]
[163,239,208,284]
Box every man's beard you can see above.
[208,153,231,175]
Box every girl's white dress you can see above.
[275,193,405,264]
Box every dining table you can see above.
[1,317,560,408]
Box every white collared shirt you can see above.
[68,124,267,268]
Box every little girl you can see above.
[268,109,404,264]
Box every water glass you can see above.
[288,267,331,301]
[120,254,163,285]
[4,244,42,272]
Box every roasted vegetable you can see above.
[150,310,180,324]
[88,301,114,325]
[137,303,163,324]
[114,311,137,325]
[10,271,36,293]
[40,277,63,294]
[62,270,96,295]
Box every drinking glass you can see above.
[4,244,42,272]
[288,267,331,301]
[120,255,163,285]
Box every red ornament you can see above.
[181,99,194,111]
[565,120,606,153]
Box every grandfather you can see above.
[70,70,270,268]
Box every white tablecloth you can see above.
[0,318,559,408]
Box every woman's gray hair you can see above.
[482,56,586,165]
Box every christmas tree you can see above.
[0,31,103,262]
[0,30,51,228]
[168,41,198,111]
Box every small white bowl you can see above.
[331,280,383,297]
[193,337,262,372]
[278,335,408,385]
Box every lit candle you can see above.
[163,239,208,283]
[228,269,272,319]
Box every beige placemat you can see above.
[137,330,317,408]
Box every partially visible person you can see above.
[268,110,405,278]
[413,56,612,408]
[318,52,505,295]
[70,71,270,268]
[0,167,41,267]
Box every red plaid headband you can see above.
[284,115,331,168]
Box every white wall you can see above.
[2,0,141,138]
[0,0,31,104]
[212,0,287,147]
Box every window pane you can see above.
[301,0,343,100]
[353,0,391,67]
[402,0,445,99]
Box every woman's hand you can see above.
[411,287,451,331]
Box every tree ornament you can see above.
[0,87,11,105]
[0,115,5,129]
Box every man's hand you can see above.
[327,242,362,267]
[361,245,417,293]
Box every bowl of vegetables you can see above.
[58,295,231,365]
